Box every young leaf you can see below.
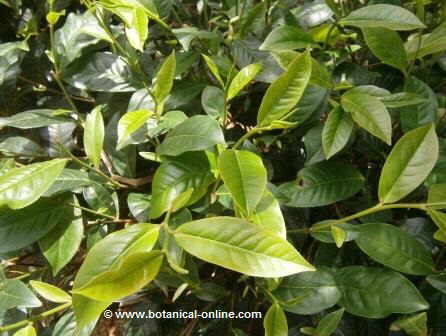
[378,123,438,203]
[12,325,36,336]
[157,115,225,156]
[356,223,435,275]
[362,27,408,73]
[341,91,392,144]
[0,159,67,209]
[337,266,429,318]
[30,280,71,303]
[340,5,425,30]
[153,51,176,105]
[202,54,225,88]
[84,105,105,169]
[428,184,446,209]
[331,226,346,248]
[174,217,315,277]
[116,109,153,150]
[273,269,341,315]
[227,63,262,101]
[219,149,267,216]
[390,312,428,336]
[259,25,315,51]
[125,7,148,52]
[322,106,354,159]
[264,304,288,336]
[257,51,312,127]
[248,190,286,238]
[315,308,345,336]
[427,209,446,238]
[202,86,225,118]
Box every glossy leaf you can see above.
[331,226,346,248]
[362,27,408,72]
[390,312,428,336]
[202,54,224,87]
[174,217,315,277]
[30,280,71,303]
[84,105,104,169]
[356,223,435,275]
[12,325,36,336]
[157,115,225,156]
[315,308,345,336]
[153,51,176,105]
[337,266,429,318]
[257,51,312,127]
[322,106,354,159]
[125,7,148,51]
[341,91,391,144]
[0,279,41,312]
[264,304,288,336]
[340,5,425,30]
[378,123,438,203]
[227,63,262,100]
[0,109,73,129]
[201,86,225,118]
[219,149,267,216]
[426,274,446,294]
[273,269,341,315]
[277,162,364,207]
[117,109,153,150]
[248,190,286,238]
[428,184,446,209]
[260,25,315,51]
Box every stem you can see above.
[232,127,267,149]
[67,202,116,220]
[0,302,72,333]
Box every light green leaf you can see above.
[428,184,446,209]
[227,63,262,101]
[315,308,345,336]
[427,209,446,240]
[257,51,312,127]
[260,25,315,51]
[174,217,315,277]
[0,279,41,312]
[0,158,67,209]
[356,223,435,275]
[248,190,286,238]
[0,109,73,129]
[12,325,36,336]
[153,51,176,105]
[125,7,148,51]
[84,106,104,169]
[405,22,446,60]
[331,226,346,248]
[157,115,225,156]
[150,152,215,219]
[219,149,267,216]
[362,27,408,73]
[273,269,341,315]
[202,54,224,87]
[39,196,84,276]
[390,312,428,336]
[340,4,425,30]
[337,266,429,318]
[322,106,354,159]
[341,91,392,144]
[378,123,438,203]
[30,280,71,303]
[117,109,153,150]
[277,162,364,207]
[264,304,288,336]
[379,92,427,108]
[73,251,163,302]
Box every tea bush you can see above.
[0,0,446,335]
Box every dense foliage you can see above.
[1,0,446,335]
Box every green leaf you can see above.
[264,304,288,336]
[356,223,435,275]
[150,152,215,219]
[29,280,71,303]
[426,274,446,294]
[259,25,315,51]
[322,106,354,159]
[12,325,36,336]
[202,54,225,88]
[73,251,163,302]
[153,51,176,105]
[277,162,364,207]
[331,226,346,248]
[227,63,262,101]
[337,266,429,318]
[219,149,267,216]
[39,196,84,275]
[362,27,408,73]
[340,5,425,30]
[0,199,71,253]
[0,279,41,312]
[257,51,312,127]
[315,308,345,336]
[0,109,73,129]
[174,217,315,277]
[84,105,105,169]
[157,115,225,156]
[73,295,109,336]
[248,190,286,238]
[390,312,428,336]
[201,86,225,119]
[341,91,392,144]
[273,269,342,315]
[428,184,446,209]
[116,109,153,150]
[405,22,446,60]
[378,123,438,203]
[125,8,148,51]
[427,209,446,239]
[379,92,427,108]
